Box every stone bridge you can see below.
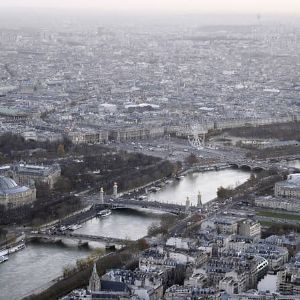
[27,232,127,245]
[228,161,269,171]
[104,198,197,215]
[228,159,300,172]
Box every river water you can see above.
[75,208,162,241]
[0,242,91,300]
[149,169,250,205]
[0,209,161,300]
[0,168,250,300]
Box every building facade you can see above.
[238,220,261,239]
[255,196,300,212]
[275,174,300,199]
[11,164,61,189]
[0,176,36,209]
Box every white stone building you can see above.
[275,174,300,198]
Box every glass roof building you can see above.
[0,176,36,209]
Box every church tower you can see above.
[88,263,101,292]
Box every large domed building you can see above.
[0,176,36,209]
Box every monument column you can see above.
[113,182,118,199]
[100,187,104,204]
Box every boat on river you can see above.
[0,242,26,257]
[149,186,161,193]
[97,209,112,217]
[165,179,173,184]
[0,255,8,264]
[68,224,83,231]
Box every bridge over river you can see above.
[228,158,300,172]
[103,198,199,214]
[26,232,127,245]
[178,158,300,174]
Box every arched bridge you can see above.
[228,159,300,172]
[229,161,268,171]
[104,198,196,215]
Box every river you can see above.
[149,168,250,205]
[0,168,250,300]
[0,242,91,300]
[75,208,162,240]
[0,209,162,300]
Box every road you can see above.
[105,137,247,163]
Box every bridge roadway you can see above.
[27,232,127,245]
[104,198,197,214]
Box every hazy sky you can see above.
[0,0,299,14]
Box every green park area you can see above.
[257,210,300,221]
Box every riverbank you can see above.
[180,162,232,176]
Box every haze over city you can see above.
[0,0,300,14]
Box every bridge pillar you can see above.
[100,187,104,204]
[113,182,118,199]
